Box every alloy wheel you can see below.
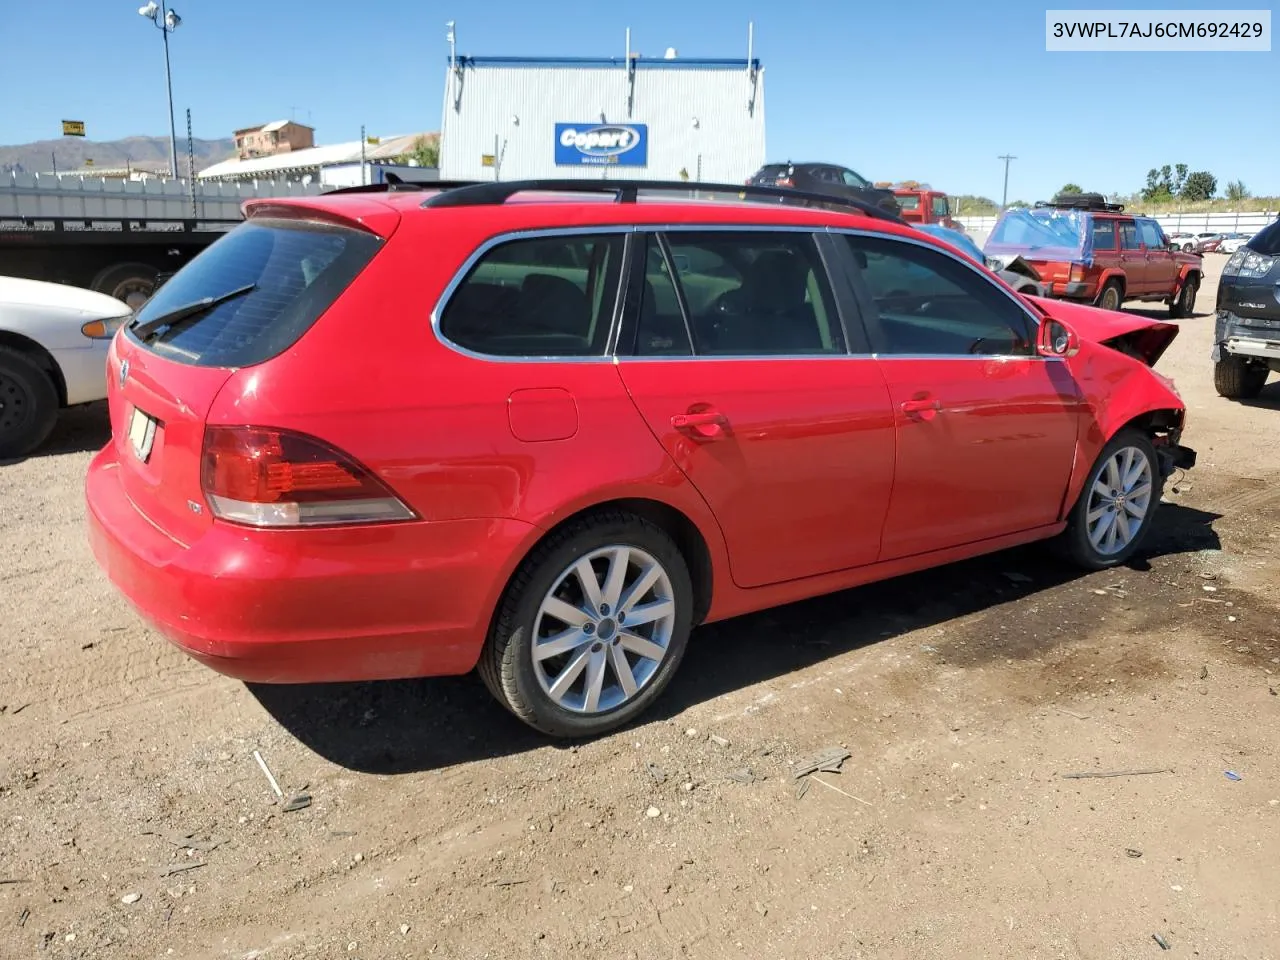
[531,545,677,714]
[1085,446,1154,556]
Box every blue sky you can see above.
[1,0,1274,201]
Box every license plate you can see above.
[128,405,157,462]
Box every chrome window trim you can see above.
[430,221,1063,364]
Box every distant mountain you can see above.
[0,135,235,176]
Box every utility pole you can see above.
[998,154,1017,209]
[361,125,367,185]
[138,2,183,179]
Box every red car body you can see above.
[85,183,1195,724]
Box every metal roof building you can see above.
[196,132,438,183]
[439,41,766,184]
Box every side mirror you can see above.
[1037,318,1079,358]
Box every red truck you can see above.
[874,181,960,230]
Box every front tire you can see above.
[478,512,694,738]
[1214,356,1269,399]
[0,346,60,459]
[1169,276,1198,318]
[1056,429,1163,570]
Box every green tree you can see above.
[952,195,999,216]
[1143,168,1173,202]
[1173,163,1188,195]
[1059,183,1083,195]
[1181,171,1217,202]
[403,135,439,168]
[1225,179,1249,201]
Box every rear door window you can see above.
[438,234,624,357]
[653,232,845,356]
[126,218,381,367]
[1120,223,1141,250]
[1091,220,1118,251]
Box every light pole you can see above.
[998,154,1017,210]
[138,1,182,179]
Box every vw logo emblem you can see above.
[118,360,130,389]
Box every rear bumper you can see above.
[85,444,535,683]
[1044,281,1096,300]
[1212,310,1280,362]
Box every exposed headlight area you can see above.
[81,314,133,340]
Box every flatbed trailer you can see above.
[0,216,240,308]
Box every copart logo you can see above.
[559,125,640,158]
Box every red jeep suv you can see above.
[984,194,1202,317]
[86,179,1196,737]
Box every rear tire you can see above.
[0,346,60,459]
[1054,429,1163,571]
[1098,280,1124,312]
[478,511,694,738]
[1169,276,1198,318]
[1214,356,1269,399]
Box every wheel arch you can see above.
[0,330,67,406]
[1061,389,1187,521]
[1097,270,1127,297]
[490,496,720,637]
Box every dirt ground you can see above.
[2,256,1278,960]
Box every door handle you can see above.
[900,397,941,414]
[671,410,728,439]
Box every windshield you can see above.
[895,195,922,211]
[127,218,381,367]
[984,207,1091,262]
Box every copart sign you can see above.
[554,123,648,167]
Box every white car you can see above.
[1219,233,1254,254]
[0,276,132,458]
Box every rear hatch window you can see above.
[125,217,381,367]
[984,207,1090,264]
[1246,220,1280,256]
[751,164,793,184]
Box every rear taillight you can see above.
[1069,264,1085,283]
[200,426,416,528]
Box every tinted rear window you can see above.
[1247,219,1280,255]
[126,218,380,367]
[752,165,791,181]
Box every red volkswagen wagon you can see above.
[86,180,1196,737]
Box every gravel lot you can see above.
[2,256,1278,960]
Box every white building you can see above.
[439,45,766,184]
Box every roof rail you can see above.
[324,175,482,196]
[1037,192,1125,213]
[419,179,904,222]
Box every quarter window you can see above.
[842,235,1034,356]
[638,232,844,357]
[439,234,623,356]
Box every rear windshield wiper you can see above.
[131,283,256,342]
